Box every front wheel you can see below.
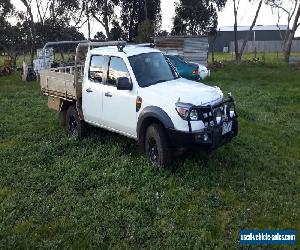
[145,123,172,168]
[65,105,86,139]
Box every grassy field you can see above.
[0,63,299,248]
[208,51,300,64]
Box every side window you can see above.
[107,57,130,86]
[89,55,106,83]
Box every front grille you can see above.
[187,97,237,132]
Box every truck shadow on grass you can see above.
[85,125,219,171]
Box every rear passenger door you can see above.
[82,55,108,125]
[102,56,137,137]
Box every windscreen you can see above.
[128,52,179,88]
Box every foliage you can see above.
[110,20,124,41]
[0,64,299,248]
[120,0,161,41]
[157,30,169,37]
[89,0,119,39]
[0,19,28,66]
[172,0,226,36]
[136,18,154,43]
[34,19,85,46]
[0,18,85,63]
[94,31,107,41]
[266,0,300,62]
[0,0,13,17]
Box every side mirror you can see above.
[116,77,132,90]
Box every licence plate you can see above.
[222,121,233,135]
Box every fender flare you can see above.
[137,106,174,144]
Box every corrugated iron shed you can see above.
[154,36,209,65]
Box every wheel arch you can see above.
[137,106,174,150]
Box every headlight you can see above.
[175,103,198,121]
[215,108,222,125]
[175,106,189,120]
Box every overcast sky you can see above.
[161,0,298,34]
[11,0,299,37]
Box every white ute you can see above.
[40,41,238,167]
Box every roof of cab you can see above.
[90,45,160,57]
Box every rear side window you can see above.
[89,55,107,83]
[107,57,130,86]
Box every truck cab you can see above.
[40,41,238,167]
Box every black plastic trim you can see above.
[137,106,174,141]
[167,118,238,149]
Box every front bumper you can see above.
[170,96,238,150]
[167,118,238,149]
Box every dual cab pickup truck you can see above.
[40,41,238,167]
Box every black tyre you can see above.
[65,105,86,139]
[59,110,67,128]
[145,123,172,167]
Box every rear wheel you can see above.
[65,105,86,139]
[145,123,172,168]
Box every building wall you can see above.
[229,39,300,53]
[209,30,290,52]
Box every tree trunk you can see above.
[233,0,239,63]
[12,54,18,68]
[211,33,217,63]
[20,0,35,65]
[238,0,263,61]
[284,4,300,63]
[86,2,91,40]
[103,0,111,40]
[128,1,137,42]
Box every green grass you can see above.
[0,63,299,248]
[209,51,300,64]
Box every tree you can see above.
[267,0,300,62]
[233,0,239,62]
[0,0,13,17]
[35,19,85,46]
[94,31,107,41]
[89,0,119,40]
[157,30,169,37]
[19,0,36,64]
[120,0,161,42]
[209,27,218,63]
[110,20,124,40]
[172,0,226,36]
[136,18,154,42]
[233,0,264,63]
[0,19,27,66]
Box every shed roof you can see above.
[218,25,288,32]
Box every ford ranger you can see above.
[40,41,238,167]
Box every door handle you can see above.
[86,88,93,93]
[105,92,112,97]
